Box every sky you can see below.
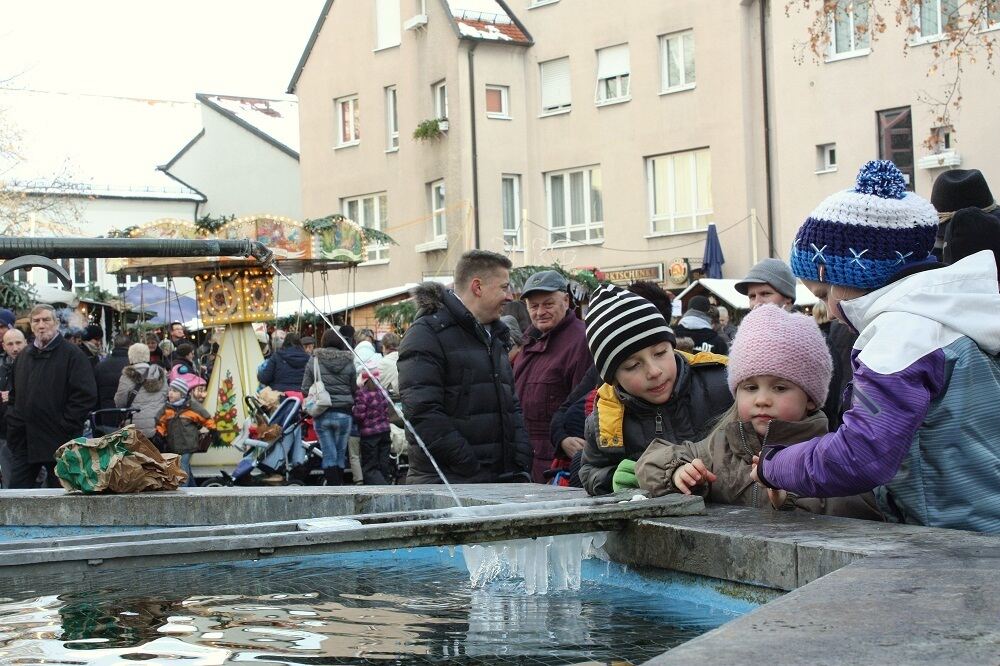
[1,0,327,101]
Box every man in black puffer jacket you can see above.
[258,333,311,393]
[399,250,532,484]
[93,333,132,429]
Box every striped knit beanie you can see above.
[727,304,832,407]
[586,284,676,384]
[790,161,938,290]
[169,378,190,396]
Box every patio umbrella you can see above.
[124,282,197,325]
[702,222,725,279]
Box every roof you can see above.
[676,279,818,311]
[0,89,203,201]
[195,94,300,158]
[273,277,453,318]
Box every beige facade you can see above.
[292,0,999,295]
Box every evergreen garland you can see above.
[0,279,36,311]
[195,213,236,235]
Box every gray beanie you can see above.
[499,315,524,346]
[734,258,796,301]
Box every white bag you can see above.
[304,356,333,417]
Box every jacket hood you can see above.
[124,363,166,391]
[840,251,1000,358]
[677,311,712,330]
[314,347,354,370]
[413,281,447,316]
[277,346,310,369]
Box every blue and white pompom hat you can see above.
[790,161,938,290]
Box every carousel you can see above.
[106,214,390,472]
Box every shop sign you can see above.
[667,259,689,286]
[602,263,664,285]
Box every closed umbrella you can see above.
[702,222,725,279]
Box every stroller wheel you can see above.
[200,477,229,488]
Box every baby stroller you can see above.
[201,395,322,486]
[87,407,141,438]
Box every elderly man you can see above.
[513,270,593,482]
[0,328,26,488]
[734,258,797,310]
[399,250,531,484]
[6,304,97,488]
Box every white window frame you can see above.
[646,149,713,236]
[816,143,838,173]
[528,0,559,8]
[659,30,696,94]
[984,0,1000,30]
[485,85,510,118]
[433,80,448,119]
[49,257,100,288]
[595,44,631,106]
[501,174,523,250]
[912,0,959,42]
[335,95,360,147]
[430,180,447,240]
[931,125,954,154]
[545,166,604,245]
[826,0,871,60]
[375,0,401,51]
[385,86,399,151]
[343,193,390,263]
[539,57,572,115]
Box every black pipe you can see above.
[760,0,777,258]
[0,237,274,266]
[468,43,481,249]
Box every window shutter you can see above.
[376,0,400,49]
[597,44,630,79]
[540,57,571,110]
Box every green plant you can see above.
[412,118,446,141]
[509,263,604,297]
[375,300,417,334]
[195,213,236,234]
[0,278,36,311]
[76,282,114,303]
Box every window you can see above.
[433,80,448,119]
[829,0,870,56]
[546,166,604,244]
[931,125,954,153]
[501,175,522,249]
[344,193,390,262]
[485,85,509,118]
[385,86,399,150]
[375,0,401,50]
[529,0,559,7]
[430,180,446,239]
[539,57,571,114]
[595,44,630,104]
[877,107,914,189]
[48,258,100,287]
[988,0,1000,28]
[660,31,695,92]
[336,95,360,146]
[915,0,959,39]
[816,143,837,172]
[646,149,713,234]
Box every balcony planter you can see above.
[413,118,448,141]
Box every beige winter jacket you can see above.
[636,411,882,520]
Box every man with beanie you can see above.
[513,270,594,482]
[943,207,1000,273]
[930,168,999,259]
[735,258,797,310]
[673,295,729,355]
[398,250,531,484]
[578,284,732,496]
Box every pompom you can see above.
[854,160,907,200]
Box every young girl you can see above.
[754,161,1000,532]
[578,285,733,496]
[636,304,880,518]
[352,363,392,485]
[154,378,216,487]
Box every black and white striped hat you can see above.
[585,284,676,384]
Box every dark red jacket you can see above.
[513,310,593,482]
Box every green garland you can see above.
[509,263,603,297]
[105,226,139,238]
[374,300,417,334]
[76,282,115,303]
[195,213,235,234]
[0,279,36,311]
[274,311,328,330]
[303,215,398,247]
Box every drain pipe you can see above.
[759,0,777,258]
[467,42,481,249]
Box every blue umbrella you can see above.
[702,222,725,279]
[124,282,197,325]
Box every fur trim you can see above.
[124,363,166,391]
[413,281,447,314]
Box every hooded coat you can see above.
[757,251,1000,533]
[636,411,882,519]
[301,347,356,413]
[114,362,169,437]
[7,334,98,464]
[398,282,532,484]
[258,346,311,393]
[579,351,732,496]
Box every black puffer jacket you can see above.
[398,282,532,484]
[258,346,310,393]
[579,351,733,495]
[94,346,130,416]
[301,347,356,413]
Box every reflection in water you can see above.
[0,548,752,665]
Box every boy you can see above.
[155,378,216,487]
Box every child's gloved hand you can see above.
[672,458,717,494]
[612,458,639,492]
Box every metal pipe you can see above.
[467,42,481,249]
[759,0,777,258]
[0,237,274,266]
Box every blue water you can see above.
[0,546,774,664]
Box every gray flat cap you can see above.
[734,258,796,300]
[520,270,568,299]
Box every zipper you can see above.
[738,421,771,509]
[654,409,663,435]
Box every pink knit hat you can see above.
[727,304,833,406]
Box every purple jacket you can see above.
[513,310,594,482]
[352,385,390,437]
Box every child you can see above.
[578,285,733,496]
[154,378,216,487]
[754,161,1000,532]
[636,304,880,518]
[351,364,392,485]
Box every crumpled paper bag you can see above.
[55,425,188,493]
